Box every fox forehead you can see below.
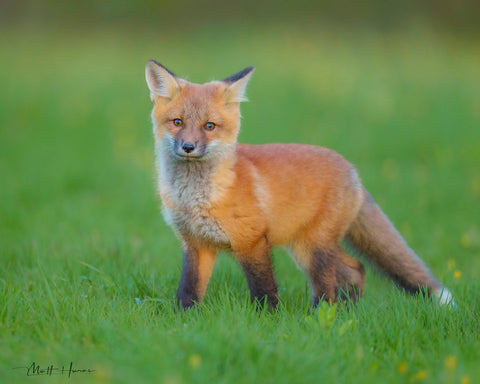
[158,82,228,122]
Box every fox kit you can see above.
[145,60,453,309]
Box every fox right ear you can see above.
[145,60,180,102]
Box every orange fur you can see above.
[145,60,453,309]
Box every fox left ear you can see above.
[222,66,255,103]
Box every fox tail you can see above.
[346,190,454,307]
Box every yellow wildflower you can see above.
[444,355,457,370]
[188,354,202,370]
[414,370,428,381]
[397,362,408,374]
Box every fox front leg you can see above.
[238,238,279,308]
[176,245,217,309]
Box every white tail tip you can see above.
[434,287,455,308]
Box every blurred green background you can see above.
[2,0,480,31]
[1,1,480,383]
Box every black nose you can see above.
[182,142,195,154]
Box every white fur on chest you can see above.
[155,142,230,246]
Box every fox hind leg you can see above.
[289,244,339,306]
[289,244,365,307]
[336,249,365,304]
[309,248,339,306]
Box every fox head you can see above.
[146,60,254,160]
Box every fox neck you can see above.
[155,137,237,208]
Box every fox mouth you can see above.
[174,152,205,161]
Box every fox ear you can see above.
[222,66,255,103]
[145,60,180,102]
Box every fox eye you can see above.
[204,122,216,131]
[173,118,183,127]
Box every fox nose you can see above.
[182,142,195,154]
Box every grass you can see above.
[1,23,479,383]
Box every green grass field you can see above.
[1,24,479,383]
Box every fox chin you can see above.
[145,59,454,310]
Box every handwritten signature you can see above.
[14,362,95,378]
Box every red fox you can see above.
[145,60,453,309]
